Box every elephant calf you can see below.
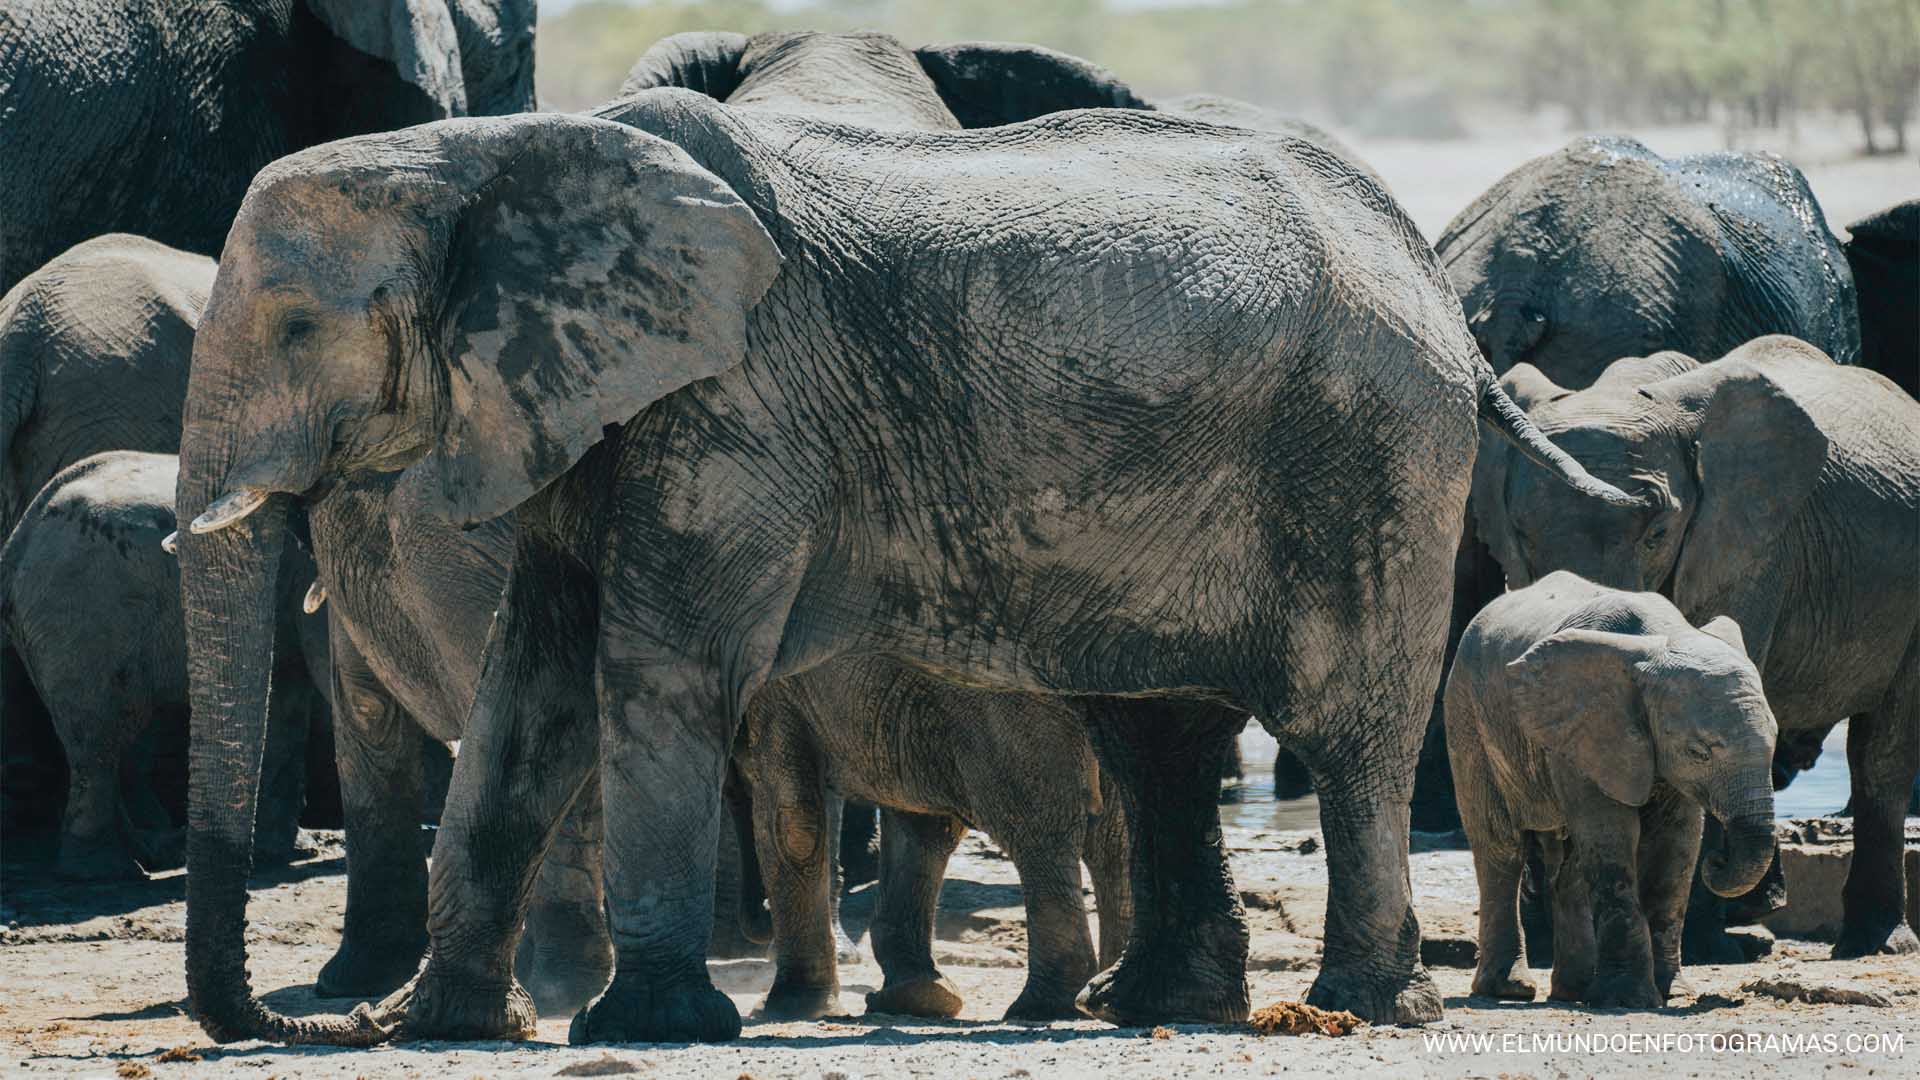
[1446,571,1777,1008]
[0,452,325,878]
[740,657,1130,1022]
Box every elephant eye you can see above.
[280,315,317,346]
[1643,520,1669,548]
[1688,740,1714,762]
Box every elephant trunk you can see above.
[177,406,387,1046]
[1702,789,1776,899]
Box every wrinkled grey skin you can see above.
[1153,94,1384,190]
[1475,336,1920,960]
[0,0,535,294]
[1843,200,1919,400]
[171,88,1628,1046]
[741,655,1132,1022]
[1439,136,1859,388]
[0,452,325,880]
[1424,135,1863,833]
[0,236,212,537]
[1447,572,1777,1008]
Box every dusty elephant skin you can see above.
[739,654,1135,1023]
[0,0,535,294]
[0,452,324,881]
[170,90,1629,1046]
[1420,134,1863,834]
[1446,572,1778,1009]
[1474,336,1920,961]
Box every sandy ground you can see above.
[4,798,1916,1079]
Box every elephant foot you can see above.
[570,979,741,1045]
[1078,949,1251,1027]
[833,922,864,964]
[865,975,963,1019]
[131,826,185,872]
[1305,963,1443,1026]
[1582,974,1662,1010]
[1832,919,1920,959]
[1658,969,1695,1001]
[55,834,147,882]
[380,965,537,1042]
[1003,985,1084,1022]
[756,976,842,1021]
[316,930,428,999]
[1469,966,1538,1001]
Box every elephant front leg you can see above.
[316,635,429,999]
[1835,685,1920,958]
[517,772,615,1017]
[1003,836,1099,1021]
[1637,791,1703,1000]
[392,536,604,1041]
[864,810,966,1019]
[1078,699,1251,1026]
[572,654,746,1045]
[749,738,842,1022]
[1568,808,1660,1008]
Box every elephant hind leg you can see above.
[1834,654,1920,958]
[1077,697,1251,1027]
[1082,795,1133,969]
[51,700,145,882]
[864,809,965,1019]
[518,772,615,1017]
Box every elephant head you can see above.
[1472,336,1835,636]
[174,112,780,1043]
[1506,616,1779,896]
[619,32,1149,129]
[1437,136,1858,389]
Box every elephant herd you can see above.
[1,0,1914,1053]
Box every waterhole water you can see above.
[1223,721,1857,834]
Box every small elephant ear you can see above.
[1697,615,1749,657]
[1638,343,1831,616]
[1508,628,1667,805]
[306,0,468,119]
[620,31,749,100]
[404,114,783,526]
[913,42,1149,128]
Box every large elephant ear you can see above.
[405,114,783,526]
[913,42,1149,128]
[443,0,538,115]
[307,0,467,122]
[1638,342,1831,614]
[1508,628,1667,806]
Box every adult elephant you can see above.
[170,95,1628,1045]
[1438,136,1859,387]
[1474,336,1920,959]
[1416,135,1863,833]
[0,0,535,293]
[1843,200,1918,400]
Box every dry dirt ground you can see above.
[4,807,1915,1079]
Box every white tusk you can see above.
[303,580,327,614]
[189,489,269,535]
[160,531,179,555]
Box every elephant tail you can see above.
[1477,377,1642,508]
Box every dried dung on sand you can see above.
[1740,978,1890,1007]
[1249,1001,1366,1036]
